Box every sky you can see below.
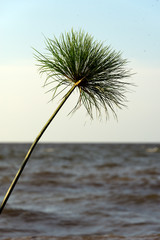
[0,0,160,143]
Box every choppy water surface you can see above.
[0,143,160,240]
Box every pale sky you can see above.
[0,0,160,143]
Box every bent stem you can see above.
[0,81,80,214]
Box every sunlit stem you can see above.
[0,80,81,214]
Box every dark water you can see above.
[0,143,160,240]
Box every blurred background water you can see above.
[0,143,160,240]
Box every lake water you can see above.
[0,143,160,240]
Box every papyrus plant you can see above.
[0,29,132,213]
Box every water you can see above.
[0,143,160,240]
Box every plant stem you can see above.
[0,82,79,214]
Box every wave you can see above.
[2,233,160,240]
